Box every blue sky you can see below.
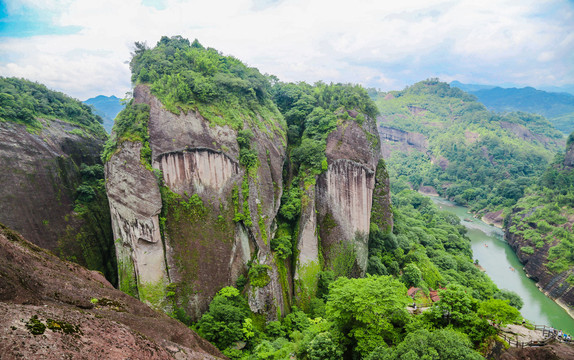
[0,0,573,99]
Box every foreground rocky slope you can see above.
[0,223,224,359]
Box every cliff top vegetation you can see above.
[129,35,284,134]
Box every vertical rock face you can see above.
[159,150,239,195]
[295,117,389,294]
[0,119,105,251]
[106,85,287,320]
[317,159,374,274]
[318,120,381,277]
[105,140,166,297]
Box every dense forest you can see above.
[372,79,564,218]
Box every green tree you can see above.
[367,329,483,360]
[493,289,523,310]
[326,275,411,356]
[478,299,521,326]
[402,263,422,287]
[197,287,250,350]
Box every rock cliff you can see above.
[0,119,102,249]
[0,118,116,283]
[106,85,287,320]
[104,37,392,321]
[0,223,223,359]
[295,113,391,302]
[377,124,428,158]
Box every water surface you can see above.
[430,196,574,334]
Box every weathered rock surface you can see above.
[0,119,105,251]
[0,223,224,360]
[317,118,384,276]
[105,140,167,297]
[418,185,439,197]
[482,210,504,228]
[377,124,428,158]
[106,85,287,320]
[292,115,391,302]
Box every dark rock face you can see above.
[0,119,105,251]
[0,224,224,360]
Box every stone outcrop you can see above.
[0,119,116,285]
[105,140,166,298]
[317,122,377,276]
[106,85,287,320]
[482,210,504,228]
[377,124,429,158]
[294,114,390,293]
[0,119,105,251]
[0,223,224,359]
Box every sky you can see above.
[0,0,573,100]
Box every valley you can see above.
[1,34,573,360]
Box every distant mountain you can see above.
[451,82,574,134]
[83,95,124,133]
[449,80,496,93]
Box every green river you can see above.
[429,196,574,334]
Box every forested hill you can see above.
[0,77,105,136]
[450,82,574,134]
[372,79,565,220]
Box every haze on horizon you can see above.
[0,0,573,100]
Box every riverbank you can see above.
[427,195,574,333]
[481,210,504,228]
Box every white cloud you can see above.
[1,0,573,99]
